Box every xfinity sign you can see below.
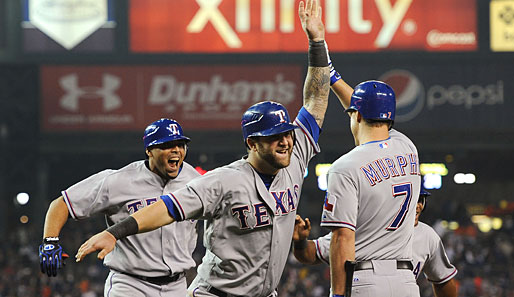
[187,0,412,48]
[130,0,477,52]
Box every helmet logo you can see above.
[271,110,287,123]
[167,123,180,135]
[380,112,392,119]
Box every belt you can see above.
[208,287,239,297]
[208,287,276,297]
[121,271,183,286]
[355,260,413,271]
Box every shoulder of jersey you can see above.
[416,221,440,238]
[215,159,255,177]
[181,161,202,177]
[329,151,364,173]
[99,160,143,178]
[389,129,417,149]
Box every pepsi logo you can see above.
[379,70,425,122]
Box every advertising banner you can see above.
[22,0,116,52]
[490,0,514,52]
[130,0,477,53]
[41,65,303,131]
[321,60,511,132]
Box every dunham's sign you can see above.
[40,65,303,131]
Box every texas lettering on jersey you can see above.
[360,153,419,186]
[127,197,158,214]
[231,185,299,229]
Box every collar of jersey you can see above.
[361,137,391,146]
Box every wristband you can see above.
[329,62,342,86]
[308,40,329,67]
[332,295,345,297]
[106,216,139,240]
[293,239,308,250]
[324,40,341,85]
[43,237,59,244]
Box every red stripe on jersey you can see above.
[62,191,79,220]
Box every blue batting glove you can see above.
[39,237,69,277]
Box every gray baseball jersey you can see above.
[313,223,457,284]
[320,129,421,261]
[62,160,200,277]
[412,222,458,283]
[162,108,320,297]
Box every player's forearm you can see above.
[132,199,175,233]
[433,279,458,297]
[303,66,330,127]
[293,240,319,265]
[330,228,355,295]
[43,196,69,238]
[331,79,354,110]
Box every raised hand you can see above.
[299,0,325,42]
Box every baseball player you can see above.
[320,61,421,296]
[412,189,458,297]
[74,1,330,296]
[292,190,458,297]
[39,118,200,297]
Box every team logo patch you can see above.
[323,192,335,212]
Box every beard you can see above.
[258,147,292,169]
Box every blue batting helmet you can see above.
[420,189,431,198]
[241,101,298,141]
[419,188,431,210]
[143,118,190,149]
[345,80,396,121]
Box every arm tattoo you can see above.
[303,66,330,127]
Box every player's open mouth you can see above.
[276,149,288,155]
[168,159,180,167]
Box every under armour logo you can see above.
[272,110,287,123]
[167,123,180,135]
[59,73,122,112]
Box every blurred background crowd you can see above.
[2,200,513,297]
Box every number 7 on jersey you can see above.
[386,182,413,231]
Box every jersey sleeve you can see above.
[62,170,116,220]
[320,171,358,230]
[423,232,458,284]
[292,107,321,162]
[161,171,224,221]
[314,233,332,264]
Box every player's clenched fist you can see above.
[75,230,116,262]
